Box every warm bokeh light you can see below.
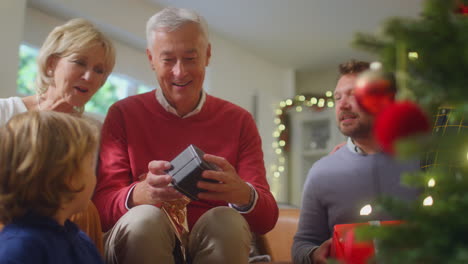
[428,178,436,188]
[270,93,334,201]
[318,99,325,107]
[423,196,433,206]
[360,204,373,216]
[408,51,419,60]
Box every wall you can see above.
[208,34,293,201]
[0,0,26,98]
[296,67,339,96]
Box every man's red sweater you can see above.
[93,91,278,234]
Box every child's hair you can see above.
[0,111,99,224]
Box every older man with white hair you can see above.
[93,7,278,264]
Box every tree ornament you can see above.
[456,3,468,14]
[354,64,397,115]
[374,101,431,154]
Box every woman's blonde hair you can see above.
[35,18,116,95]
[0,111,99,224]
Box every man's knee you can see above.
[105,205,176,264]
[124,205,168,229]
[194,206,250,239]
[189,207,251,264]
[111,205,174,242]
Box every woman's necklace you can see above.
[35,94,83,115]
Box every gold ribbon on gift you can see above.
[162,196,191,259]
[138,173,190,259]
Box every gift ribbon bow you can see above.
[162,196,191,240]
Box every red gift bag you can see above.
[330,221,402,264]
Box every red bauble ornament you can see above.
[374,101,431,154]
[456,4,468,15]
[354,70,396,115]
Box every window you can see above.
[17,43,152,116]
[17,44,38,96]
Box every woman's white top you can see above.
[0,97,27,126]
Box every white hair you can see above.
[146,7,209,47]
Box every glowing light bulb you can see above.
[279,140,286,147]
[275,109,282,115]
[408,52,419,60]
[274,118,281,124]
[370,61,382,70]
[279,101,286,107]
[326,91,333,97]
[428,178,436,188]
[298,95,306,101]
[286,99,293,106]
[318,99,325,107]
[327,101,334,108]
[360,204,372,216]
[423,196,433,206]
[279,124,286,131]
[278,166,284,172]
[274,172,280,178]
[275,148,282,154]
[273,131,280,138]
[296,106,303,112]
[310,97,318,104]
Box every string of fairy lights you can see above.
[269,91,335,200]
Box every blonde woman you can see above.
[0,18,116,253]
[0,18,115,120]
[0,111,103,263]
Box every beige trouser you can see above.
[104,205,252,264]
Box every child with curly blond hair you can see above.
[0,111,103,264]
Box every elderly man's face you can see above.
[334,73,374,139]
[147,22,211,115]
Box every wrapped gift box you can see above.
[166,144,219,200]
[331,221,402,264]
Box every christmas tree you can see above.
[350,0,468,263]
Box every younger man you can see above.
[292,60,420,264]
